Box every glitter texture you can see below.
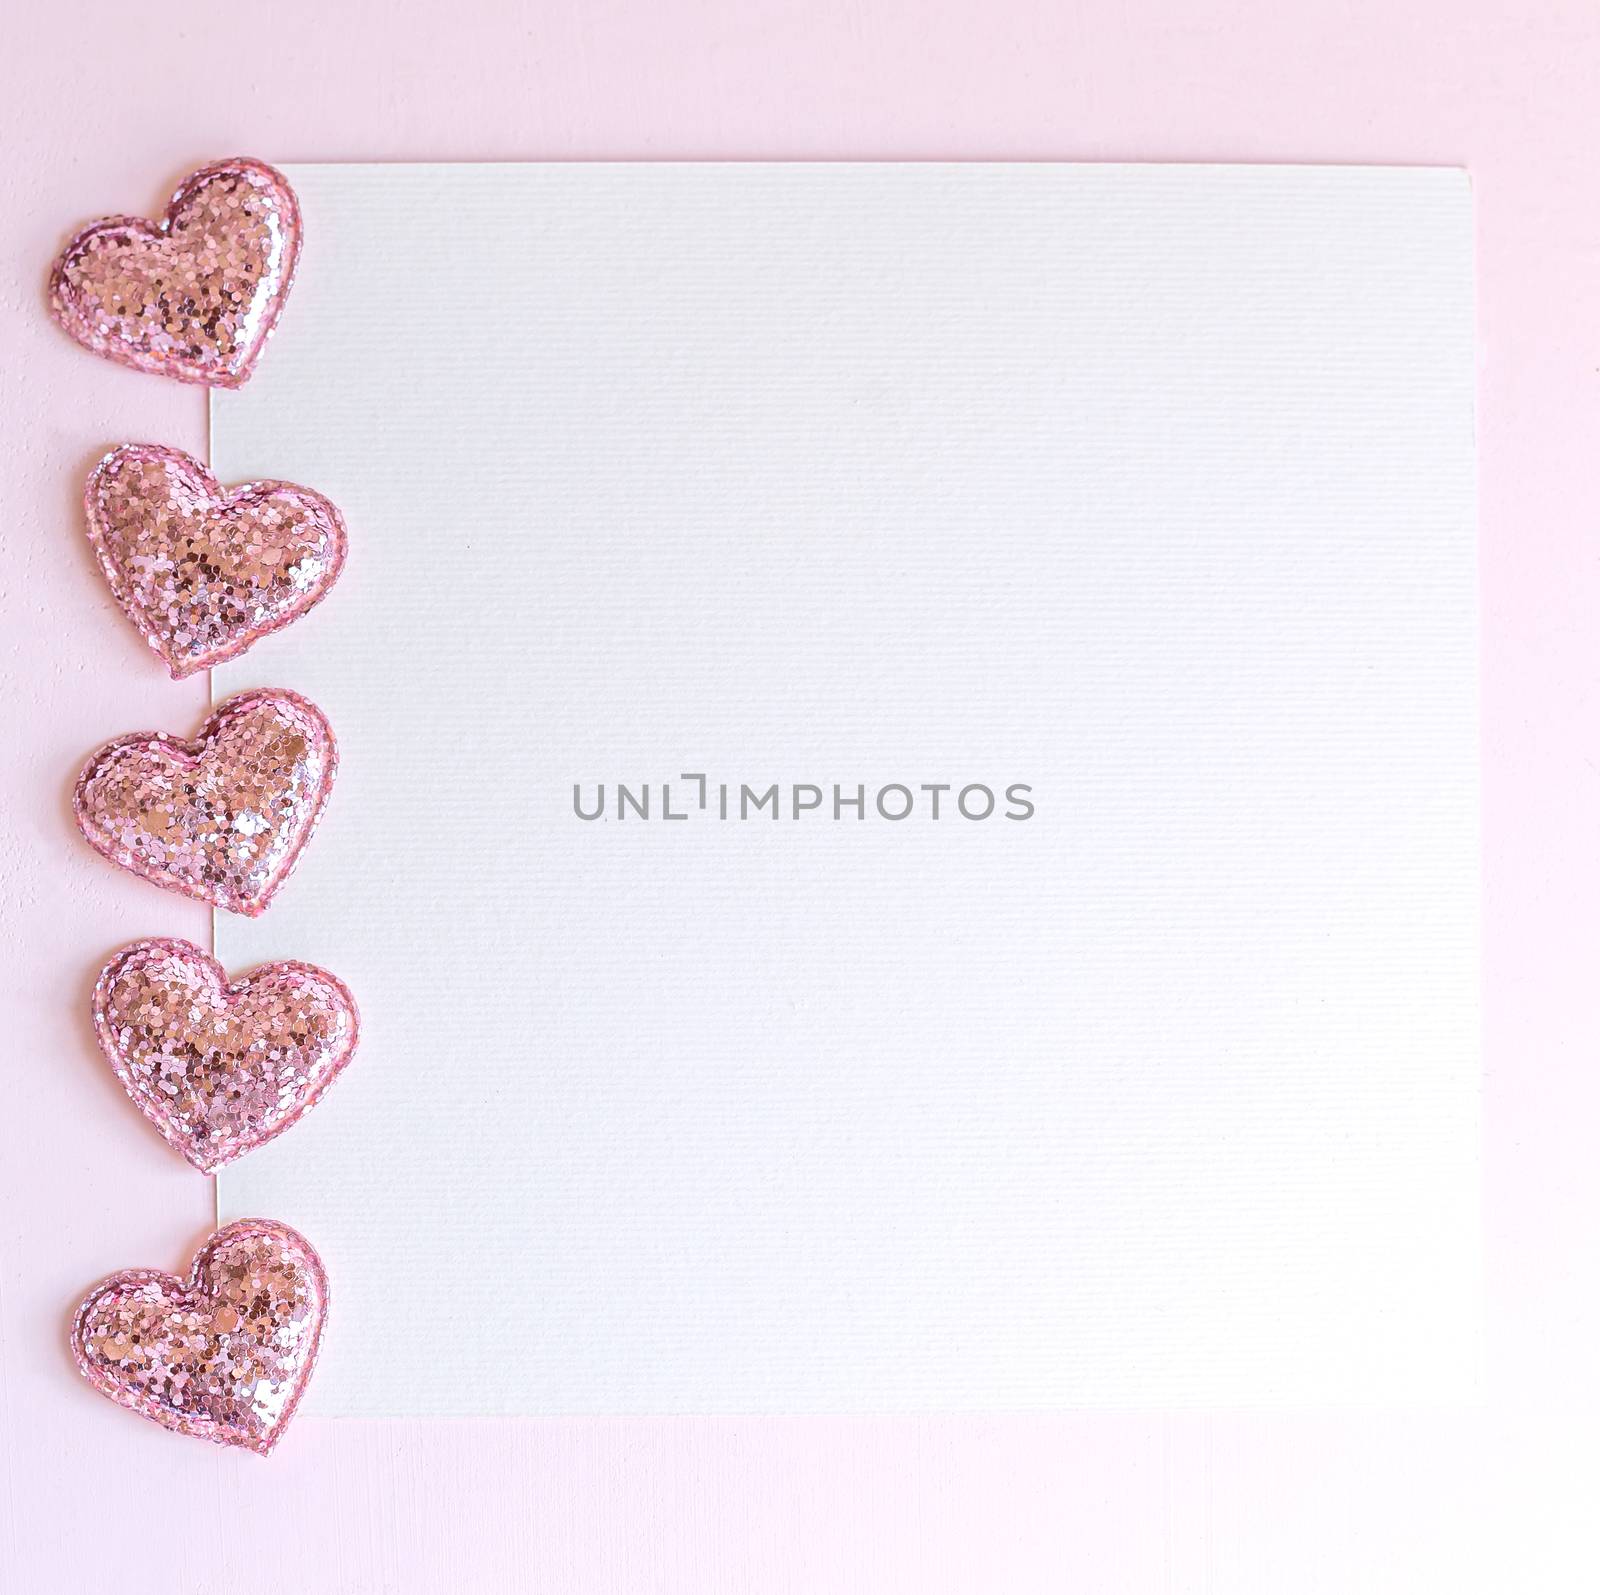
[85,443,347,679]
[73,688,337,916]
[49,158,300,387]
[92,938,359,1173]
[71,1220,327,1454]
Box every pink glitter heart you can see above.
[86,444,347,679]
[71,1219,327,1454]
[93,938,359,1173]
[74,688,337,916]
[49,158,300,387]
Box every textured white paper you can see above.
[214,164,1478,1415]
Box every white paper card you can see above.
[214,164,1478,1415]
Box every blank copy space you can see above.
[214,164,1478,1414]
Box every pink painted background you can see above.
[3,1,1597,1588]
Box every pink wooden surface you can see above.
[3,2,1598,1588]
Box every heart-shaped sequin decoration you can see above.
[71,1219,327,1453]
[74,688,336,916]
[86,444,347,679]
[93,938,359,1173]
[49,158,300,387]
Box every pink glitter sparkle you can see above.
[85,443,347,679]
[92,938,359,1173]
[49,158,301,387]
[73,688,337,916]
[71,1220,328,1454]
